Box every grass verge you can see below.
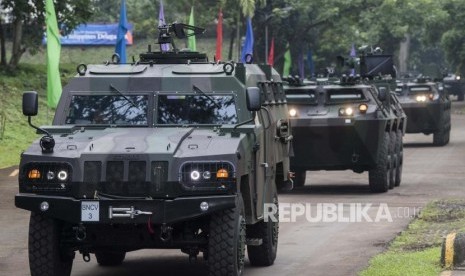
[359,199,465,276]
[0,63,75,168]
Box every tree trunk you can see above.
[228,28,235,61]
[0,19,6,66]
[398,34,411,74]
[9,18,25,69]
[236,13,241,62]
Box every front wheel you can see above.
[208,195,246,276]
[369,133,390,193]
[293,170,307,188]
[247,193,279,266]
[29,212,74,276]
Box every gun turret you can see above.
[140,23,208,64]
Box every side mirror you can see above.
[378,87,387,102]
[246,87,261,111]
[23,91,38,116]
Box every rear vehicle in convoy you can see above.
[443,73,464,101]
[284,51,406,192]
[15,23,293,276]
[395,78,451,146]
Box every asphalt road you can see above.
[1,103,464,276]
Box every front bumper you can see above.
[402,102,444,134]
[290,117,386,171]
[15,193,236,225]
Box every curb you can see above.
[442,232,465,269]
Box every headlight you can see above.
[359,104,368,114]
[180,162,236,190]
[338,107,354,116]
[456,75,461,80]
[57,170,68,181]
[21,163,72,193]
[289,108,297,117]
[190,170,200,181]
[415,95,427,102]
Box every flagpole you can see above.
[265,25,268,64]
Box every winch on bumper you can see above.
[15,194,236,224]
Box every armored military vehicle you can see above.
[16,23,293,276]
[284,50,406,192]
[395,78,451,146]
[443,73,464,101]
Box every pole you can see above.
[265,25,268,65]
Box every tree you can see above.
[0,0,93,70]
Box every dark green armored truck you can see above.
[16,24,292,276]
[395,78,451,146]
[284,51,406,192]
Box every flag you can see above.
[158,0,169,51]
[283,45,291,76]
[215,9,223,61]
[307,50,315,77]
[45,0,62,108]
[267,38,274,66]
[241,18,254,63]
[350,43,356,76]
[298,51,304,79]
[187,6,196,51]
[115,0,128,63]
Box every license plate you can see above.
[81,201,100,222]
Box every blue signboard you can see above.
[43,23,133,46]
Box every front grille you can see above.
[84,161,101,184]
[180,161,235,190]
[151,161,168,193]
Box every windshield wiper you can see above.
[109,84,138,108]
[192,85,221,109]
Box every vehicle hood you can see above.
[22,127,242,159]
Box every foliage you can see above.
[0,0,93,69]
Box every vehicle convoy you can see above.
[395,78,451,146]
[443,73,464,101]
[284,50,406,192]
[16,23,293,276]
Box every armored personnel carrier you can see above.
[284,50,406,192]
[395,77,451,146]
[16,23,293,276]
[443,73,464,101]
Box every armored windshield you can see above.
[157,94,238,125]
[327,88,367,104]
[396,85,435,96]
[285,89,316,103]
[65,95,148,125]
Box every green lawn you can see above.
[360,200,465,276]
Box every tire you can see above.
[369,133,390,193]
[95,250,126,266]
[394,129,403,187]
[29,212,74,276]
[433,113,448,146]
[458,91,464,101]
[388,131,397,189]
[247,193,278,266]
[293,170,306,188]
[208,195,246,276]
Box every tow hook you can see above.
[160,224,173,242]
[82,251,91,263]
[352,153,360,163]
[74,224,87,241]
